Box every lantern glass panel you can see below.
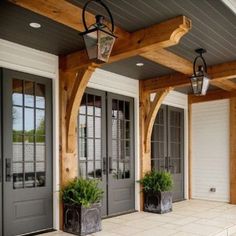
[98,30,116,62]
[202,76,210,95]
[83,30,98,60]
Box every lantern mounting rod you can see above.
[193,48,207,76]
[82,0,115,33]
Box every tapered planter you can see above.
[63,203,102,235]
[144,191,172,214]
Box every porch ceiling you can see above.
[1,0,236,93]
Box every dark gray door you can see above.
[0,69,2,235]
[151,105,184,202]
[107,93,135,215]
[2,69,53,236]
[78,90,135,217]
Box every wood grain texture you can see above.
[141,48,193,75]
[230,97,236,204]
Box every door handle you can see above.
[103,157,106,175]
[109,157,113,174]
[6,158,12,182]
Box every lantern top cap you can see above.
[195,48,206,55]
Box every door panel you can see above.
[151,105,184,202]
[0,69,2,235]
[2,69,53,236]
[107,93,135,215]
[78,89,107,216]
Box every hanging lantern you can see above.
[190,48,210,96]
[80,0,117,63]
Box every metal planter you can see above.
[144,191,173,214]
[63,203,102,235]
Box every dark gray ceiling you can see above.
[102,56,173,79]
[0,0,84,55]
[71,0,236,68]
[175,84,218,94]
[0,0,236,84]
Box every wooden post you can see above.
[230,97,236,204]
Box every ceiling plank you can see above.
[142,60,236,93]
[141,48,193,74]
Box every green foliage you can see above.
[138,171,173,193]
[61,178,103,208]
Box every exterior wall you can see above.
[87,68,140,210]
[0,39,60,229]
[192,99,230,202]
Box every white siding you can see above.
[192,99,229,202]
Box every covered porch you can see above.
[0,0,236,235]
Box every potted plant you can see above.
[61,178,103,235]
[138,171,173,214]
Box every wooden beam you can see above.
[61,16,191,71]
[230,97,236,204]
[9,0,129,39]
[142,61,236,93]
[211,80,236,91]
[141,48,193,74]
[189,89,236,104]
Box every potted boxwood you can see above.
[138,171,173,214]
[61,178,103,235]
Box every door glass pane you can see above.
[95,139,101,160]
[13,163,23,189]
[79,115,86,138]
[36,109,45,135]
[12,79,47,189]
[87,139,94,160]
[36,162,45,187]
[87,161,94,179]
[13,106,23,132]
[80,95,86,115]
[87,94,94,115]
[24,81,34,107]
[95,96,101,117]
[13,135,23,162]
[24,108,34,132]
[95,117,101,138]
[25,162,35,188]
[13,79,23,106]
[87,116,94,138]
[95,161,102,179]
[35,84,45,109]
[79,162,86,178]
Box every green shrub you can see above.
[138,171,173,193]
[61,178,103,208]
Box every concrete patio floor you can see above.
[41,200,236,236]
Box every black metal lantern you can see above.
[80,0,117,63]
[190,48,210,96]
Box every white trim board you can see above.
[0,39,58,79]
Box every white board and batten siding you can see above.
[192,99,230,202]
[0,39,60,229]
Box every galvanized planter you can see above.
[63,203,102,236]
[144,191,173,214]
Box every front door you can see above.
[1,69,53,236]
[151,105,184,201]
[78,89,135,217]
